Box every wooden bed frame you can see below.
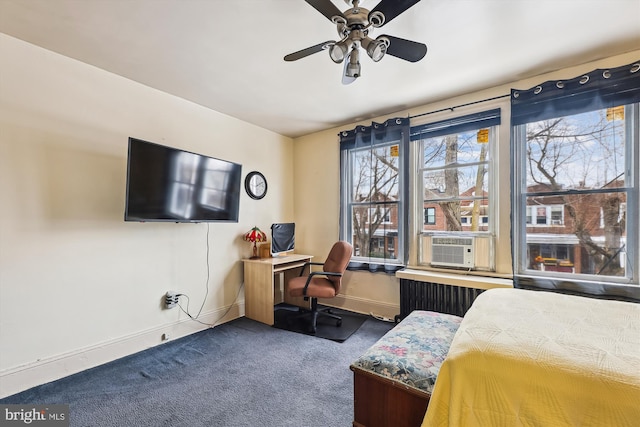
[351,366,431,427]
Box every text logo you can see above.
[1,405,69,426]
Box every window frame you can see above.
[344,142,403,264]
[339,119,410,272]
[411,110,501,271]
[424,207,436,225]
[512,103,639,285]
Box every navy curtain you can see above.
[339,117,410,273]
[511,60,640,302]
[512,61,640,124]
[410,108,501,139]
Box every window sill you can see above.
[396,268,513,290]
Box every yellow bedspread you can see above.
[423,288,640,427]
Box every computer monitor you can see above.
[271,223,295,257]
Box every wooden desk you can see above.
[243,254,313,325]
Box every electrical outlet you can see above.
[165,291,179,309]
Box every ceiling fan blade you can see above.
[304,0,346,22]
[382,35,427,62]
[284,41,334,61]
[370,0,422,26]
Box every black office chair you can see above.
[286,241,353,333]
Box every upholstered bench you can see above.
[350,310,463,427]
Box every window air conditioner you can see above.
[430,236,475,268]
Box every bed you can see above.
[422,287,640,427]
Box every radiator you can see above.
[397,279,484,320]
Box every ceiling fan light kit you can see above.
[363,36,389,62]
[284,0,427,83]
[345,48,361,78]
[329,42,349,63]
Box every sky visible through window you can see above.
[526,108,626,190]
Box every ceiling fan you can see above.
[284,0,427,84]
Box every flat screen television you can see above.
[271,223,295,256]
[124,138,242,222]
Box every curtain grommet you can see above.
[534,86,543,94]
[602,70,611,79]
[630,63,640,73]
[556,81,564,89]
[579,75,589,84]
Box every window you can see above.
[550,206,564,225]
[370,206,391,224]
[516,106,637,279]
[525,205,565,226]
[512,61,639,296]
[340,118,409,272]
[535,207,547,225]
[412,109,500,270]
[424,207,436,225]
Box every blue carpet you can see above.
[1,316,394,427]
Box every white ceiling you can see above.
[1,0,639,138]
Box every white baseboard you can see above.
[0,302,243,399]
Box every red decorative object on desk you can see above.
[243,226,267,259]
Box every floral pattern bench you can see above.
[350,310,462,427]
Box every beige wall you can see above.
[0,34,294,397]
[292,50,640,319]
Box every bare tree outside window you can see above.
[350,144,399,260]
[421,130,491,233]
[524,108,628,276]
[442,135,462,231]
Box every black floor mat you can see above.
[272,304,368,342]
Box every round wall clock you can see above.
[244,171,267,200]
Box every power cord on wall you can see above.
[176,282,244,328]
[171,223,244,328]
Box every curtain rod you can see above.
[409,93,510,120]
